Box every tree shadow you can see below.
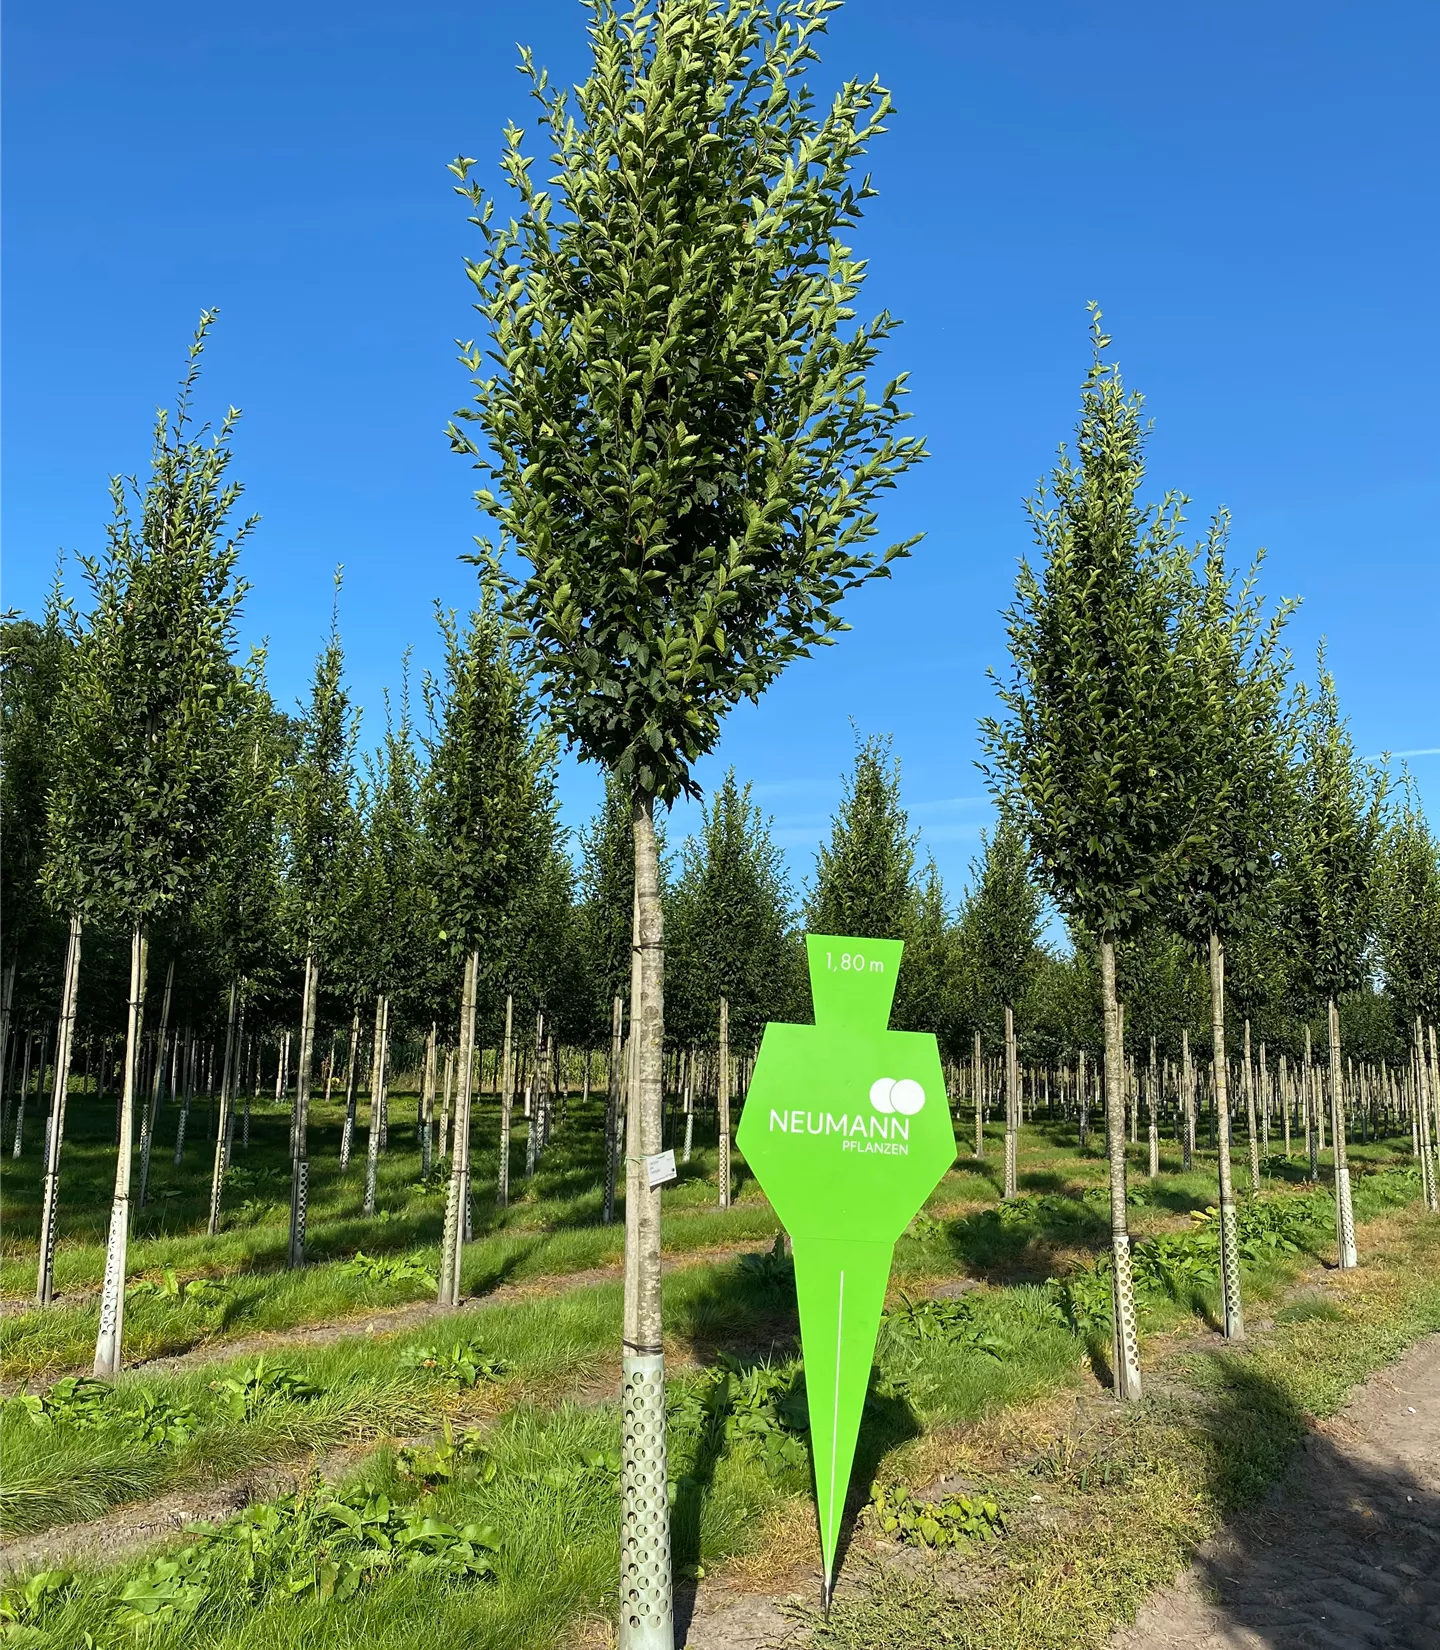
[1175,1351,1440,1646]
[944,1198,1108,1283]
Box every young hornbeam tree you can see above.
[279,587,358,1269]
[448,4,925,1638]
[963,813,1044,1198]
[1167,516,1295,1337]
[44,314,251,1370]
[807,732,919,939]
[668,769,797,1199]
[981,309,1192,1403]
[424,599,553,1298]
[1374,783,1440,1208]
[201,670,286,1236]
[357,671,427,1218]
[3,581,80,1303]
[1288,652,1387,1266]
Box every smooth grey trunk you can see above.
[1099,938,1142,1401]
[603,994,623,1224]
[438,949,480,1307]
[421,1022,437,1180]
[287,955,319,1269]
[36,915,83,1306]
[525,1011,544,1178]
[1003,1005,1018,1199]
[94,925,147,1377]
[138,958,175,1209]
[12,1031,38,1157]
[173,1032,194,1165]
[1208,930,1245,1340]
[206,979,242,1236]
[973,1031,984,1158]
[497,994,515,1209]
[1243,1019,1261,1192]
[1328,998,1358,1268]
[1304,1026,1319,1181]
[717,997,732,1208]
[681,1043,695,1165]
[620,793,673,1650]
[339,1010,362,1172]
[1147,1036,1159,1180]
[1419,1022,1439,1211]
[363,993,388,1217]
[441,1047,455,1162]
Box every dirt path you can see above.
[1113,1332,1440,1650]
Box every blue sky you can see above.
[6,0,1436,904]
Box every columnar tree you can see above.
[962,813,1043,1196]
[1166,519,1294,1332]
[448,3,925,1637]
[278,592,358,1269]
[424,599,553,1292]
[1287,652,1386,1266]
[43,315,251,1370]
[807,732,918,940]
[981,310,1191,1402]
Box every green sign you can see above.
[735,935,955,1601]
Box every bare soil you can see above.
[1113,1331,1440,1650]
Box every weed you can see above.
[869,1483,1005,1547]
[399,1339,507,1387]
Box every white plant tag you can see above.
[645,1149,677,1189]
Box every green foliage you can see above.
[395,1419,498,1486]
[981,310,1192,942]
[449,0,925,801]
[42,312,252,927]
[869,1483,1004,1547]
[808,732,918,940]
[882,1293,1004,1358]
[960,811,1044,1028]
[0,1567,75,1640]
[670,1355,810,1480]
[1373,782,1440,1024]
[113,1482,498,1629]
[207,1358,324,1421]
[399,1339,508,1387]
[11,1375,201,1448]
[342,1250,438,1291]
[576,770,645,1018]
[736,1232,795,1298]
[667,770,799,1044]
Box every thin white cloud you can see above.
[1363,747,1440,761]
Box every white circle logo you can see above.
[869,1077,925,1117]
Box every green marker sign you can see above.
[736,935,955,1604]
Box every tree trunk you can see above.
[1180,1028,1195,1172]
[1328,998,1357,1268]
[288,954,318,1269]
[604,994,623,1224]
[525,1011,545,1178]
[1241,1018,1260,1192]
[339,1010,362,1172]
[421,1021,437,1180]
[36,915,83,1306]
[138,959,175,1210]
[717,996,732,1208]
[1417,1020,1438,1212]
[682,1042,696,1165]
[497,993,515,1209]
[1003,1005,1018,1199]
[972,1031,984,1158]
[620,792,673,1649]
[363,993,387,1217]
[1099,937,1142,1401]
[438,949,479,1307]
[206,979,242,1236]
[1147,1036,1159,1180]
[1208,930,1245,1340]
[94,924,147,1377]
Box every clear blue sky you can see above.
[6,0,1437,902]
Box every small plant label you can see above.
[645,1148,677,1189]
[736,935,956,1602]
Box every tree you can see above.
[807,732,918,940]
[981,310,1192,1402]
[961,813,1043,1197]
[278,588,359,1269]
[423,598,554,1287]
[448,4,926,1635]
[1287,651,1387,1266]
[1166,517,1295,1329]
[1374,780,1440,1031]
[42,313,252,1371]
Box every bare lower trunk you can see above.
[1328,998,1357,1268]
[36,916,83,1306]
[497,994,514,1209]
[973,1031,984,1158]
[438,950,479,1307]
[420,1022,437,1180]
[340,1010,362,1172]
[717,996,732,1208]
[95,925,146,1377]
[1304,1026,1319,1181]
[206,979,242,1236]
[138,959,174,1210]
[525,1011,544,1178]
[620,792,673,1650]
[287,955,319,1269]
[1417,1020,1438,1212]
[1099,938,1142,1402]
[1147,1036,1159,1180]
[604,994,623,1224]
[363,994,388,1216]
[1003,1005,1018,1199]
[1242,1019,1260,1192]
[1209,930,1244,1340]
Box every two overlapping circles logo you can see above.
[868,1076,926,1116]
